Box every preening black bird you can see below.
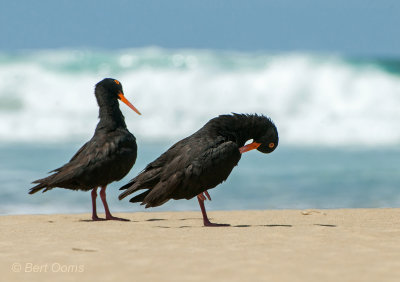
[119,113,278,226]
[29,78,141,221]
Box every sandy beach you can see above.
[1,208,400,282]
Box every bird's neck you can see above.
[96,102,127,131]
[207,114,266,146]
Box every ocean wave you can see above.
[0,48,399,146]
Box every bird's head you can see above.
[95,78,141,115]
[253,126,279,153]
[239,117,278,154]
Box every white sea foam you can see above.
[0,49,399,146]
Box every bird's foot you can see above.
[92,215,106,221]
[105,215,130,221]
[203,219,230,227]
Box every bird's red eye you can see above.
[114,80,120,85]
[268,143,275,148]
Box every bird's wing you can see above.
[175,139,241,198]
[126,139,241,207]
[32,132,135,191]
[118,137,192,197]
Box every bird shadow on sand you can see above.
[234,224,337,228]
[234,224,293,228]
[153,225,194,228]
[78,217,171,223]
[152,224,294,228]
[78,219,137,223]
[152,218,294,228]
[72,247,97,252]
[153,223,338,228]
[313,224,337,227]
[79,219,106,222]
[147,217,296,228]
[178,218,294,228]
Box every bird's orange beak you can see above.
[118,92,141,115]
[239,142,261,154]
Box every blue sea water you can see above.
[0,48,399,215]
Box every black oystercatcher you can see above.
[119,113,278,226]
[29,78,140,221]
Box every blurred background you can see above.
[1,0,399,214]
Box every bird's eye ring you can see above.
[268,143,275,148]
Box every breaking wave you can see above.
[0,48,399,146]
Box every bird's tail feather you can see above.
[118,183,140,200]
[119,180,135,191]
[119,169,162,200]
[29,173,59,194]
[128,190,151,203]
[29,183,48,194]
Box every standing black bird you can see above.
[29,78,141,221]
[119,113,278,226]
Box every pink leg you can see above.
[197,194,230,227]
[198,191,212,201]
[198,193,206,201]
[99,186,129,221]
[91,187,104,221]
[204,191,212,201]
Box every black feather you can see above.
[29,78,137,195]
[119,113,278,208]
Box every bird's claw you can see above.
[203,219,230,227]
[92,215,106,221]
